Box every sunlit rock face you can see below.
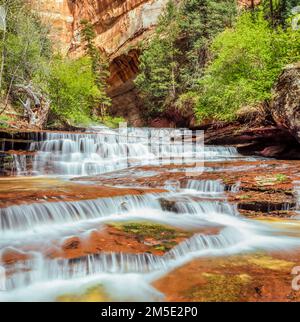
[30,0,75,54]
[30,1,253,125]
[30,0,169,125]
[31,0,167,55]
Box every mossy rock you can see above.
[186,273,252,302]
[247,254,294,271]
[110,222,188,240]
[57,285,110,302]
[109,221,191,252]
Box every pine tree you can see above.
[135,0,236,119]
[261,0,299,27]
[80,19,111,118]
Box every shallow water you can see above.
[1,127,300,301]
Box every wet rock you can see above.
[109,222,193,254]
[0,177,166,207]
[237,201,296,213]
[1,248,30,265]
[271,63,300,144]
[260,145,286,158]
[159,198,178,213]
[62,238,81,250]
[154,253,299,302]
[0,153,14,175]
[204,123,300,159]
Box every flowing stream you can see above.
[1,127,300,301]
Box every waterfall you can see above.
[25,129,243,176]
[0,194,161,234]
[4,226,246,291]
[2,128,297,302]
[1,177,300,300]
[30,131,154,176]
[185,179,225,195]
[173,197,239,217]
[12,155,27,175]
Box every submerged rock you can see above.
[57,285,110,302]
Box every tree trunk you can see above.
[15,84,50,129]
[0,29,6,92]
[269,0,274,27]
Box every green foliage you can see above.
[260,0,299,27]
[101,115,125,129]
[48,57,101,125]
[175,91,199,118]
[0,113,10,128]
[135,1,180,117]
[135,0,237,119]
[195,11,300,122]
[80,19,111,116]
[0,3,115,128]
[0,0,51,102]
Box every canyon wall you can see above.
[31,1,255,125]
[30,0,169,125]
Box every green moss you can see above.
[247,255,294,271]
[110,222,190,252]
[275,174,288,183]
[185,273,252,302]
[0,115,12,129]
[57,285,109,302]
[256,174,289,186]
[112,222,177,239]
[238,194,252,200]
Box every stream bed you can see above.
[1,127,300,301]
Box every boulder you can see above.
[271,63,300,143]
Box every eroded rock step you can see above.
[2,129,300,301]
[154,251,300,302]
[77,159,300,218]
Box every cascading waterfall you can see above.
[185,179,225,195]
[2,128,300,301]
[173,197,239,217]
[0,194,162,236]
[12,155,27,175]
[30,131,153,176]
[2,227,253,292]
[23,128,244,176]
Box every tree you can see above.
[178,0,237,89]
[195,11,300,122]
[80,19,111,118]
[261,0,299,27]
[135,0,237,119]
[48,56,101,125]
[135,1,180,117]
[0,0,51,128]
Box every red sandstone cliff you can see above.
[30,0,256,125]
[30,0,169,125]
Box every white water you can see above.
[1,128,299,301]
[0,194,161,234]
[26,128,245,176]
[12,155,27,175]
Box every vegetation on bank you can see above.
[135,0,237,120]
[0,0,118,128]
[135,0,300,124]
[1,0,299,129]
